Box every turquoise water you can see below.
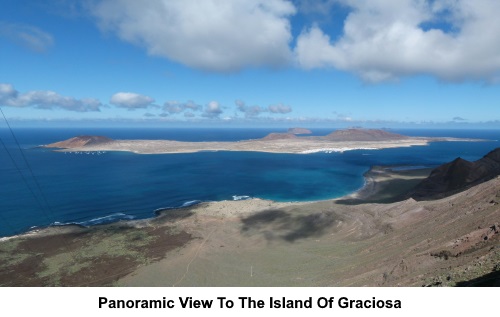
[0,128,499,237]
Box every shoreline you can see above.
[340,165,433,203]
[41,131,488,155]
[2,164,498,286]
[0,163,431,240]
[44,138,434,155]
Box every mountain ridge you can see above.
[409,148,500,200]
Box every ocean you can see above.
[1,128,499,237]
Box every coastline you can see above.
[0,163,430,240]
[45,138,434,154]
[340,165,433,203]
[1,163,498,287]
[41,130,489,155]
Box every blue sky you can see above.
[0,0,499,128]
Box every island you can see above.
[42,128,479,154]
[287,127,313,134]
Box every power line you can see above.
[0,107,54,221]
[0,136,52,235]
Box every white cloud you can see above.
[236,99,292,117]
[295,0,500,82]
[183,100,202,111]
[0,83,102,112]
[110,92,155,110]
[0,83,18,101]
[0,22,54,53]
[235,100,266,117]
[89,0,296,72]
[202,101,223,118]
[164,100,202,114]
[163,101,184,114]
[268,103,292,114]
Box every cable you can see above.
[0,135,52,224]
[0,107,54,220]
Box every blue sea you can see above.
[1,128,499,237]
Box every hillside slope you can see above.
[409,148,500,200]
[44,135,113,148]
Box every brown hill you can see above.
[323,129,409,141]
[409,148,500,200]
[44,135,114,149]
[261,133,298,141]
[287,127,312,134]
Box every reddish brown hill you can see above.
[409,148,500,200]
[261,133,298,141]
[323,129,408,141]
[287,127,312,134]
[44,135,114,148]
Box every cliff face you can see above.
[323,129,408,141]
[44,135,114,148]
[409,148,500,200]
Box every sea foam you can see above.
[232,195,252,201]
[301,147,378,154]
[52,213,136,227]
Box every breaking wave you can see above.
[52,212,136,227]
[232,195,252,201]
[154,200,202,214]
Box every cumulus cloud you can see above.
[452,116,466,121]
[110,92,155,110]
[202,101,223,118]
[163,101,183,114]
[235,100,265,117]
[236,99,292,117]
[294,0,500,82]
[164,100,202,114]
[89,0,295,72]
[0,22,54,53]
[268,103,292,114]
[0,83,102,112]
[0,83,18,101]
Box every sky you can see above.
[0,0,499,128]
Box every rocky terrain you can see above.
[409,148,500,200]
